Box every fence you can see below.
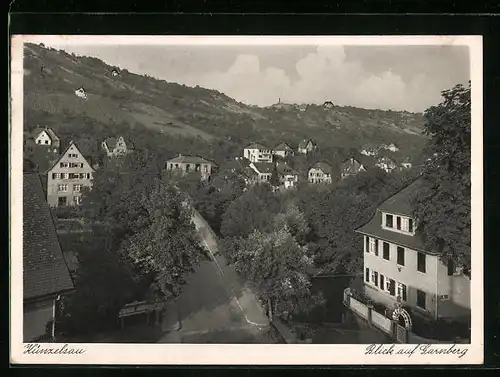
[343,287,446,344]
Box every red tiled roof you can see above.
[23,173,74,300]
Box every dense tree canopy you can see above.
[411,82,471,272]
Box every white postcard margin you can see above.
[10,35,484,365]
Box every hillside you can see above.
[23,43,428,169]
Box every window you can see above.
[388,279,396,296]
[396,216,401,230]
[62,173,69,179]
[58,184,68,192]
[383,242,390,260]
[447,259,455,276]
[408,219,414,233]
[417,252,426,273]
[368,237,376,253]
[186,164,191,172]
[52,173,60,179]
[397,247,405,266]
[45,140,49,145]
[397,282,407,301]
[36,139,41,144]
[385,214,393,228]
[79,173,86,179]
[374,239,379,256]
[73,184,81,192]
[204,165,209,172]
[74,196,82,205]
[371,271,378,286]
[416,290,426,309]
[365,236,369,253]
[365,268,370,283]
[58,196,67,206]
[379,274,385,290]
[60,162,68,168]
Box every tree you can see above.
[412,82,471,272]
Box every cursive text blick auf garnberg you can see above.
[24,343,86,355]
[365,343,468,359]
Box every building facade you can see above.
[33,127,61,154]
[23,173,74,342]
[166,154,215,181]
[243,143,273,163]
[297,139,318,155]
[277,163,299,189]
[355,180,471,322]
[102,136,133,157]
[273,143,294,158]
[46,141,95,207]
[375,157,397,173]
[340,158,366,179]
[249,162,274,184]
[308,162,332,184]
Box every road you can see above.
[157,209,270,343]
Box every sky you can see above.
[38,41,470,112]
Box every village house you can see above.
[355,179,470,323]
[273,142,294,158]
[249,162,275,184]
[243,142,273,163]
[376,157,398,173]
[277,162,299,189]
[400,157,413,170]
[46,141,96,207]
[297,139,318,155]
[323,101,334,109]
[101,136,134,157]
[32,126,61,154]
[111,68,120,77]
[382,143,400,152]
[360,143,379,157]
[23,173,74,342]
[308,162,332,184]
[166,154,216,181]
[74,87,87,99]
[340,157,366,179]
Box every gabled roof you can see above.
[32,127,60,142]
[277,163,298,176]
[341,158,364,174]
[23,173,74,300]
[242,166,259,178]
[251,162,275,174]
[310,161,331,174]
[103,137,117,149]
[244,142,270,150]
[167,154,215,165]
[377,179,425,217]
[274,142,293,151]
[47,141,96,173]
[298,138,316,149]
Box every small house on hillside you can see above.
[361,143,380,157]
[308,162,332,184]
[277,162,299,189]
[102,136,134,158]
[401,158,413,170]
[323,101,334,109]
[23,173,74,342]
[249,162,275,184]
[165,154,216,181]
[382,143,400,152]
[297,139,318,155]
[111,68,120,77]
[273,142,294,158]
[340,157,366,180]
[75,87,87,99]
[32,126,61,154]
[243,142,273,163]
[376,157,397,173]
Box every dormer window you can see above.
[385,214,393,228]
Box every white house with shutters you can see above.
[355,179,470,323]
[46,141,95,207]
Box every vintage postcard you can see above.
[10,35,483,365]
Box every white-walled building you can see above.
[243,142,273,163]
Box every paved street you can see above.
[157,210,270,343]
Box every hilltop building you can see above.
[340,157,366,179]
[111,68,120,77]
[249,162,275,184]
[308,162,332,184]
[102,136,134,158]
[243,142,273,163]
[277,162,299,189]
[46,141,96,207]
[273,142,294,158]
[165,154,216,181]
[23,173,74,342]
[297,139,318,155]
[355,179,470,323]
[376,157,398,173]
[323,101,334,109]
[382,143,400,153]
[75,87,87,99]
[32,127,61,154]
